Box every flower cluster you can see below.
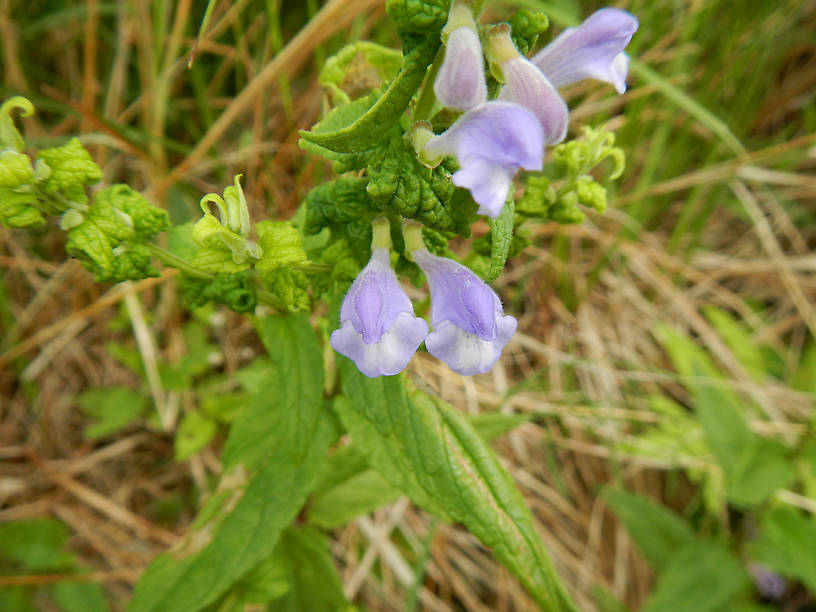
[416,3,638,219]
[331,220,516,377]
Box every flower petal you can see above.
[425,317,517,375]
[434,27,487,111]
[531,8,638,93]
[331,313,429,377]
[498,57,569,144]
[451,158,513,217]
[340,248,413,343]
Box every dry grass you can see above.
[1,0,815,610]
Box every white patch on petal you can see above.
[452,160,511,218]
[331,313,428,377]
[434,28,487,111]
[609,53,629,94]
[425,318,516,376]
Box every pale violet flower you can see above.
[330,248,428,377]
[531,8,639,94]
[412,248,517,376]
[420,8,545,219]
[423,102,543,217]
[434,27,487,111]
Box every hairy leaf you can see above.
[386,0,451,34]
[130,316,334,612]
[335,360,577,610]
[37,137,102,205]
[485,196,514,281]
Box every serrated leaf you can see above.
[261,267,310,313]
[190,247,250,273]
[0,187,44,227]
[485,197,514,281]
[749,506,816,593]
[77,386,147,439]
[256,221,307,272]
[385,0,451,34]
[0,150,35,187]
[641,541,750,612]
[268,527,350,612]
[510,9,550,55]
[179,272,257,313]
[95,184,169,241]
[129,315,335,612]
[66,221,114,278]
[602,488,695,572]
[299,38,437,155]
[334,360,577,610]
[37,137,102,205]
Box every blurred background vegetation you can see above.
[1,0,815,610]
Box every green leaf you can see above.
[319,41,403,104]
[261,268,310,313]
[201,392,250,425]
[213,552,289,612]
[726,437,796,506]
[602,488,695,572]
[299,38,438,155]
[95,184,169,241]
[469,411,534,441]
[76,386,147,439]
[485,197,514,282]
[385,0,451,34]
[37,137,102,205]
[52,580,109,612]
[749,506,816,593]
[175,411,218,461]
[0,186,44,227]
[110,243,161,282]
[179,272,257,313]
[703,306,766,379]
[190,246,250,274]
[509,9,550,55]
[129,315,335,612]
[268,527,350,612]
[0,150,35,187]
[256,221,307,272]
[0,518,74,571]
[335,360,577,610]
[309,468,402,529]
[641,541,750,612]
[66,221,114,279]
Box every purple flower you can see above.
[412,249,517,375]
[434,27,487,111]
[423,102,543,217]
[497,56,569,145]
[531,8,639,94]
[331,248,429,377]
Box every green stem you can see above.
[412,47,444,122]
[145,243,215,280]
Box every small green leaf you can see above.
[256,221,307,272]
[0,187,44,227]
[52,580,109,612]
[175,411,218,461]
[602,488,695,572]
[319,41,403,104]
[509,9,549,55]
[76,386,147,439]
[201,392,250,425]
[179,272,257,313]
[309,468,402,529]
[485,196,514,281]
[95,184,169,241]
[641,541,750,612]
[0,150,35,187]
[385,0,451,34]
[190,246,250,274]
[0,518,74,571]
[37,137,102,206]
[261,268,310,313]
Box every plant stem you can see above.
[145,243,214,280]
[412,47,443,122]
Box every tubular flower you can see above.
[412,248,517,376]
[423,103,543,217]
[531,8,639,94]
[419,2,544,219]
[330,248,429,377]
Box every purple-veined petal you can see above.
[498,56,569,144]
[412,249,517,375]
[531,8,638,93]
[434,27,487,111]
[332,248,428,377]
[423,101,543,217]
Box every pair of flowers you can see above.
[418,4,638,218]
[331,220,516,377]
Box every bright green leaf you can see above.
[175,411,218,461]
[76,386,147,439]
[485,196,514,282]
[0,518,74,571]
[37,137,102,205]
